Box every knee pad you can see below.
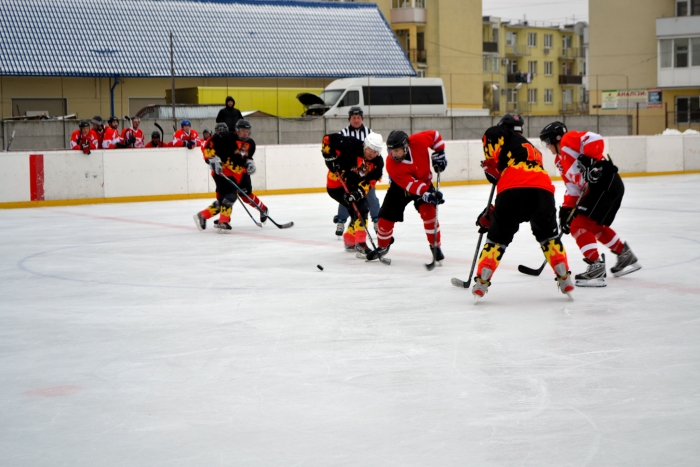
[222,197,235,208]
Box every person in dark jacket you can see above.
[216,96,244,131]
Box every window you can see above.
[509,60,519,73]
[562,62,573,76]
[528,88,537,104]
[676,96,700,123]
[528,33,537,47]
[337,91,360,107]
[544,89,553,104]
[678,0,688,16]
[362,86,444,105]
[544,34,553,49]
[562,89,573,105]
[507,89,518,104]
[506,31,517,46]
[676,38,689,67]
[483,56,499,72]
[528,60,537,76]
[544,61,553,75]
[693,0,700,15]
[562,35,572,50]
[11,98,67,117]
[693,38,700,66]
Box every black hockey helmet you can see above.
[79,120,90,128]
[497,113,524,133]
[107,116,118,124]
[151,130,160,138]
[539,121,567,145]
[348,106,364,118]
[386,130,409,150]
[202,127,212,136]
[214,122,229,134]
[91,115,103,126]
[235,119,251,130]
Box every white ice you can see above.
[1,175,699,466]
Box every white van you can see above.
[297,77,447,117]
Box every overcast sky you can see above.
[482,0,588,25]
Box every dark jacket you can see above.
[216,106,244,131]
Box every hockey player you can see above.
[91,116,105,148]
[198,128,212,148]
[70,121,99,154]
[332,106,382,237]
[365,129,447,263]
[145,131,166,148]
[472,122,574,300]
[193,120,268,232]
[122,117,144,148]
[322,131,384,256]
[102,116,123,149]
[540,121,641,286]
[173,120,199,149]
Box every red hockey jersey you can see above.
[556,130,605,208]
[173,129,199,147]
[102,127,122,149]
[70,130,99,151]
[386,130,444,196]
[121,128,145,148]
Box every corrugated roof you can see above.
[0,0,415,78]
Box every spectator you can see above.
[70,121,99,154]
[145,131,166,148]
[91,116,105,148]
[216,96,243,131]
[103,116,123,149]
[122,117,145,148]
[173,120,199,149]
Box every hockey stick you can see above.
[425,172,441,271]
[336,174,391,266]
[221,174,294,229]
[235,193,263,228]
[154,122,165,142]
[123,115,134,148]
[6,130,16,151]
[451,183,496,288]
[517,183,590,276]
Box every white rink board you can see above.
[0,154,30,202]
[104,149,189,198]
[0,175,699,466]
[43,151,105,200]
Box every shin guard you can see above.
[476,242,505,278]
[418,203,441,247]
[376,218,395,248]
[541,236,570,275]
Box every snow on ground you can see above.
[1,175,699,466]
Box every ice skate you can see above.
[344,243,356,252]
[575,254,607,287]
[430,245,445,265]
[366,245,390,261]
[472,268,493,303]
[553,263,575,298]
[216,221,232,233]
[611,243,641,277]
[355,242,371,259]
[193,212,206,231]
[335,222,345,237]
[260,207,269,225]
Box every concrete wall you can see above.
[0,115,633,151]
[2,133,698,206]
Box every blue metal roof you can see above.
[0,0,416,78]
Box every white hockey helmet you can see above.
[364,132,383,153]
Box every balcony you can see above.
[483,42,498,53]
[559,75,583,85]
[657,16,700,38]
[507,72,530,84]
[504,45,531,56]
[390,0,426,24]
[561,102,588,114]
[506,101,530,113]
[559,48,584,59]
[408,49,427,63]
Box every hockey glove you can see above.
[481,158,500,184]
[421,190,444,206]
[245,159,256,174]
[186,140,195,150]
[126,137,136,147]
[208,156,222,175]
[559,207,575,235]
[343,187,365,204]
[326,159,342,173]
[431,150,447,173]
[80,140,91,155]
[476,204,495,234]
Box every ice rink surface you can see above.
[1,174,699,466]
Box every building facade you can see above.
[481,17,588,116]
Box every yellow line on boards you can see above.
[2,170,700,209]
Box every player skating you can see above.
[322,132,384,257]
[471,117,574,301]
[539,122,641,286]
[193,120,269,232]
[365,129,447,264]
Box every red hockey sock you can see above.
[244,193,266,212]
[596,226,624,254]
[418,203,441,247]
[571,216,600,261]
[376,218,394,248]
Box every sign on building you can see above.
[601,89,661,110]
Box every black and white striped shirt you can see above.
[340,124,372,141]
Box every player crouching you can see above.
[193,120,268,232]
[322,132,385,257]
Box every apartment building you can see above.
[589,0,700,134]
[482,17,588,116]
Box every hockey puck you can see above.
[317,264,324,271]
